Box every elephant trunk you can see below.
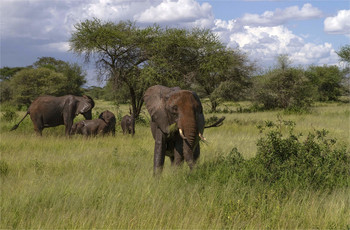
[83,110,92,120]
[178,115,198,169]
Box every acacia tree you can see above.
[147,27,254,112]
[70,19,251,114]
[145,27,204,88]
[70,19,157,117]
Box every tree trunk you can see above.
[128,85,144,119]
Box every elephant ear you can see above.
[144,85,180,134]
[99,110,115,124]
[98,111,106,122]
[77,95,95,114]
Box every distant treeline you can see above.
[1,20,349,114]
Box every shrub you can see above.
[1,107,19,122]
[189,119,350,191]
[255,120,350,190]
[252,68,314,110]
[305,65,344,101]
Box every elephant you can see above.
[144,85,206,175]
[71,110,116,136]
[11,95,95,136]
[121,113,135,136]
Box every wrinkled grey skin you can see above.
[121,114,135,136]
[71,110,116,137]
[11,95,95,136]
[144,85,205,175]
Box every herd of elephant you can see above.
[11,85,224,175]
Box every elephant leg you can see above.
[31,116,43,136]
[82,127,89,136]
[64,120,73,136]
[33,125,43,136]
[153,129,166,175]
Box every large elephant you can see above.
[11,95,95,136]
[71,110,116,136]
[144,85,206,175]
[121,114,135,136]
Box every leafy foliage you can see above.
[0,107,19,122]
[306,65,344,101]
[255,120,350,190]
[251,55,314,110]
[0,80,12,103]
[252,68,314,110]
[189,119,350,191]
[1,57,86,106]
[70,19,154,117]
[10,68,66,105]
[0,66,26,81]
[194,48,254,112]
[70,19,254,114]
[336,44,350,64]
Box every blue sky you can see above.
[1,0,349,86]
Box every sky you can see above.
[0,0,349,86]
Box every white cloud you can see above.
[0,0,343,73]
[324,9,350,35]
[135,0,214,28]
[211,3,338,67]
[40,42,71,52]
[214,21,338,66]
[240,3,322,27]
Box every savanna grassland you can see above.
[1,100,349,229]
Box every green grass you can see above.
[1,100,349,229]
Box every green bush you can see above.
[255,120,350,190]
[1,108,19,122]
[189,119,350,191]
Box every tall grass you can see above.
[1,101,349,228]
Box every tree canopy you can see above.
[1,57,86,106]
[70,19,157,117]
[252,55,314,110]
[70,19,254,115]
[336,45,350,65]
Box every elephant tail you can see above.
[205,116,225,129]
[10,111,29,131]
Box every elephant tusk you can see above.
[199,133,206,141]
[179,129,187,140]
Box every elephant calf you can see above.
[71,110,116,137]
[121,114,135,136]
